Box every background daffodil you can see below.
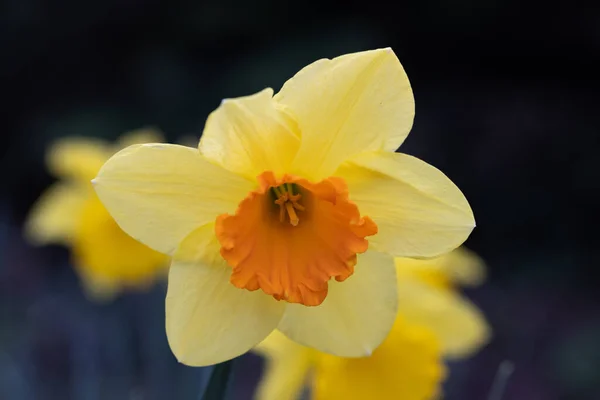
[395,247,490,359]
[25,129,169,300]
[255,320,444,400]
[92,48,475,366]
[254,247,489,400]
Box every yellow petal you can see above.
[312,317,445,400]
[396,257,453,291]
[396,247,486,289]
[199,88,300,179]
[71,194,168,289]
[254,330,311,400]
[93,143,254,255]
[275,48,414,180]
[46,130,163,183]
[397,279,490,359]
[25,182,88,245]
[166,224,285,366]
[47,137,112,182]
[277,251,397,357]
[116,127,165,149]
[337,151,475,258]
[78,270,120,303]
[439,247,486,287]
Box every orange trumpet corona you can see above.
[216,171,378,306]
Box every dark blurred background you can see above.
[1,1,599,399]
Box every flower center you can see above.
[215,171,378,306]
[272,183,304,226]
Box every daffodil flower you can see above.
[92,48,475,366]
[25,129,169,299]
[256,319,444,400]
[395,247,490,359]
[254,248,489,400]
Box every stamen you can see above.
[293,202,305,211]
[285,202,299,226]
[285,182,294,195]
[289,193,305,211]
[272,184,304,226]
[272,186,283,197]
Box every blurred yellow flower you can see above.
[256,320,444,400]
[254,248,489,400]
[395,247,490,359]
[25,129,169,300]
[92,48,475,366]
[396,247,486,290]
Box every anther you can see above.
[273,184,304,226]
[285,202,299,226]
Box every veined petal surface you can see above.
[275,48,414,180]
[200,88,300,179]
[167,224,285,366]
[93,144,254,255]
[277,251,397,357]
[337,151,475,258]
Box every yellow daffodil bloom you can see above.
[255,321,444,400]
[25,129,169,299]
[395,247,490,359]
[92,48,476,366]
[396,247,486,291]
[254,248,489,400]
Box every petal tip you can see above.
[166,337,206,367]
[172,352,194,367]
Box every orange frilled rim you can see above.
[215,171,377,306]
